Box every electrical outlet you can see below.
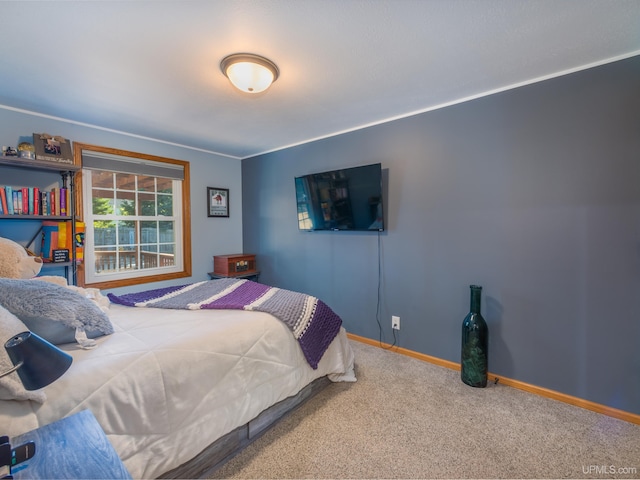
[392,315,400,330]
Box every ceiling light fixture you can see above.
[220,53,279,94]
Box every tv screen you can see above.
[295,163,384,231]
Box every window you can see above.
[75,143,191,289]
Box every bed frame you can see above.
[159,376,331,478]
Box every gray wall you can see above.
[0,108,243,294]
[242,56,640,415]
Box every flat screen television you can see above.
[295,163,384,231]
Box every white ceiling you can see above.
[1,1,639,160]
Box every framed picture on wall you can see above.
[207,187,229,217]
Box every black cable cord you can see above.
[376,230,396,349]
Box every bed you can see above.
[0,278,356,479]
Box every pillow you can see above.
[0,279,113,347]
[0,304,46,402]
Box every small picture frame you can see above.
[207,187,229,218]
[32,133,74,165]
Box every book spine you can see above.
[51,230,58,254]
[5,187,13,214]
[16,190,22,215]
[41,221,58,260]
[28,187,34,215]
[41,191,49,216]
[58,221,71,250]
[33,187,40,215]
[54,188,60,216]
[0,188,7,214]
[60,187,67,215]
[75,221,85,263]
[22,188,28,215]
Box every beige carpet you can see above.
[212,340,640,479]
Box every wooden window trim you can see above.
[73,142,192,289]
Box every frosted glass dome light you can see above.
[220,53,279,94]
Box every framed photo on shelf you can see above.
[32,133,74,165]
[207,187,229,218]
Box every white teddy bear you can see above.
[0,236,110,312]
[0,235,70,287]
[0,236,43,279]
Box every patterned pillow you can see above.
[0,304,46,402]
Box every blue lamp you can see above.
[1,332,72,474]
[1,331,72,390]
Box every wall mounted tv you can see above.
[295,163,384,231]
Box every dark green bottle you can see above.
[461,285,488,387]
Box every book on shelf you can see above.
[52,188,59,216]
[58,221,71,252]
[0,188,7,213]
[15,190,22,215]
[28,187,34,215]
[33,187,40,215]
[41,191,49,215]
[4,187,13,214]
[75,221,85,262]
[41,221,59,260]
[21,188,28,214]
[60,187,67,215]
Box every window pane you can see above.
[140,221,157,243]
[95,246,116,274]
[140,244,158,270]
[137,175,156,192]
[159,243,175,267]
[118,246,139,271]
[157,177,172,193]
[116,190,136,216]
[115,173,136,191]
[93,220,115,246]
[159,221,175,268]
[117,220,137,247]
[139,193,156,216]
[92,171,114,189]
[157,193,173,216]
[92,190,115,215]
[159,242,175,255]
[159,221,174,243]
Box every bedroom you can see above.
[1,0,639,478]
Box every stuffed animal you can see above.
[0,237,43,279]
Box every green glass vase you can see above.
[461,285,488,387]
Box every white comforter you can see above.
[1,303,356,479]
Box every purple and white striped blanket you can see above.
[107,279,342,369]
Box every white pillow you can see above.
[0,304,46,402]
